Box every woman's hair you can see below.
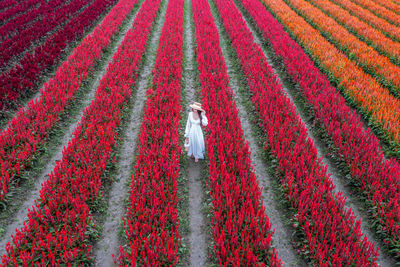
[192,108,202,126]
[197,109,202,126]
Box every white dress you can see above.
[185,111,208,159]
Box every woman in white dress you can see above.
[184,102,208,162]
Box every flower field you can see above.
[0,0,118,111]
[0,0,400,265]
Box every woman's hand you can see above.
[201,110,206,116]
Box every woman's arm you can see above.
[201,111,208,126]
[185,112,191,137]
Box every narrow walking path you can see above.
[186,161,207,266]
[183,1,208,265]
[0,3,144,257]
[233,1,395,265]
[208,1,303,265]
[93,0,168,264]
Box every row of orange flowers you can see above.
[369,0,400,16]
[286,0,400,97]
[308,0,400,61]
[261,0,400,155]
[349,0,400,26]
[331,0,400,41]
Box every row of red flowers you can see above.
[117,0,183,265]
[0,0,90,68]
[0,0,45,42]
[1,0,160,263]
[213,0,378,264]
[0,0,39,26]
[191,0,280,265]
[0,0,18,13]
[239,0,400,258]
[0,0,118,110]
[0,0,134,203]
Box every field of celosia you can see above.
[0,0,399,265]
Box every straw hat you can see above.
[190,102,204,112]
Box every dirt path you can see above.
[232,1,395,266]
[92,1,168,265]
[182,1,208,266]
[207,1,304,265]
[186,161,207,266]
[0,4,144,257]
